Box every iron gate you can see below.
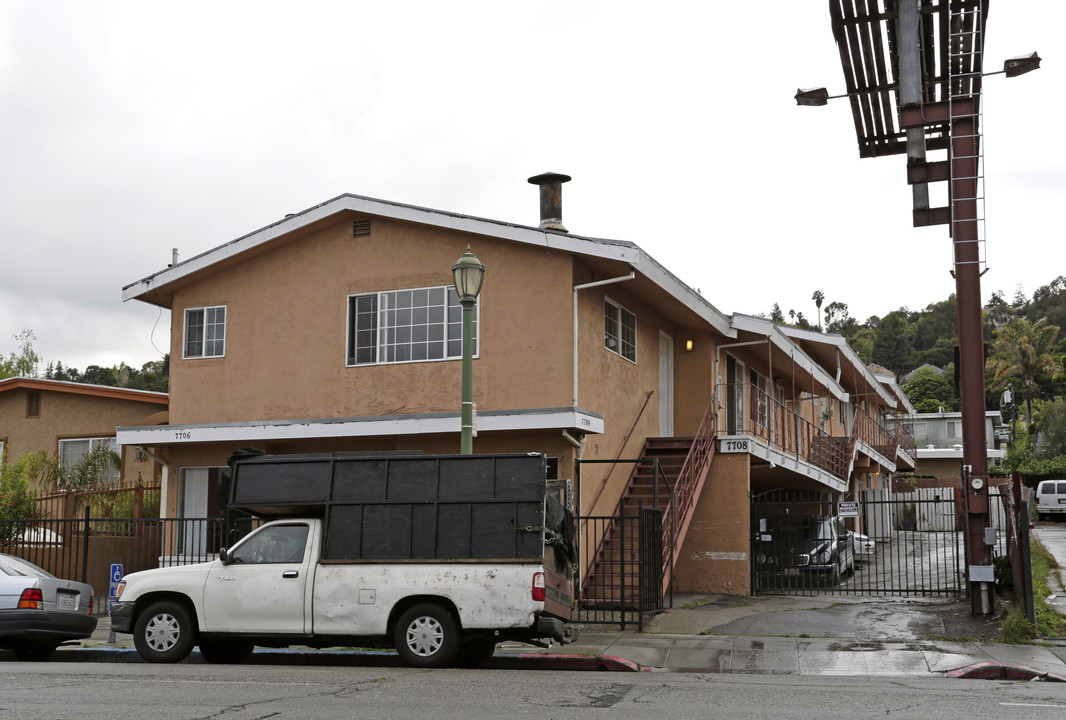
[751,490,964,597]
[575,507,663,630]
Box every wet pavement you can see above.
[17,526,1066,679]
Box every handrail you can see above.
[660,395,718,594]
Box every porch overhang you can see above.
[117,406,604,448]
[721,435,848,494]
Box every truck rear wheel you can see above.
[134,600,196,663]
[394,603,460,668]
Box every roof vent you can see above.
[353,219,372,238]
[527,172,571,233]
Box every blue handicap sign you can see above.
[109,563,124,598]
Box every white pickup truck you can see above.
[110,452,578,667]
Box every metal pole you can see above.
[951,111,993,614]
[460,296,476,454]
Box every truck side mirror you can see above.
[219,547,230,565]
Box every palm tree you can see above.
[812,291,825,332]
[986,317,1061,423]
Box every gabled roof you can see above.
[728,314,848,402]
[122,193,735,337]
[0,377,168,405]
[774,325,896,408]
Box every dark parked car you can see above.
[756,515,855,583]
[0,553,97,661]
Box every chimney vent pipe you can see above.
[527,172,571,232]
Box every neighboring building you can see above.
[0,377,168,493]
[908,410,1006,485]
[116,177,915,597]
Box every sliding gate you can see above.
[751,490,964,597]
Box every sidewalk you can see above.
[56,593,1066,679]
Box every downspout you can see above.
[572,271,635,407]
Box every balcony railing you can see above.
[852,407,897,461]
[719,383,848,480]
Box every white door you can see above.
[201,522,312,633]
[179,468,210,556]
[659,332,674,437]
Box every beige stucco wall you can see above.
[0,386,165,491]
[673,452,751,595]
[168,217,574,425]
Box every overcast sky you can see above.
[1,1,1062,374]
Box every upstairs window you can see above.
[604,298,636,362]
[347,286,475,365]
[184,306,226,359]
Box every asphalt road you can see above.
[3,662,1066,719]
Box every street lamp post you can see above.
[452,246,485,455]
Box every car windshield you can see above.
[777,517,834,541]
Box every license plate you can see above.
[784,568,800,577]
[57,592,77,610]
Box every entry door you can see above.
[726,355,745,434]
[179,468,210,556]
[659,332,674,437]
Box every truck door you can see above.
[201,522,313,634]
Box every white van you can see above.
[1035,480,1066,520]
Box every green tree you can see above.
[987,317,1061,423]
[1034,399,1066,462]
[812,290,825,332]
[770,303,785,324]
[0,329,41,379]
[872,311,914,374]
[903,365,956,413]
[824,301,850,334]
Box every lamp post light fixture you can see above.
[452,245,486,455]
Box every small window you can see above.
[947,421,961,439]
[184,306,226,359]
[604,298,636,362]
[26,392,41,417]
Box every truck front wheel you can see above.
[134,600,196,663]
[394,603,460,668]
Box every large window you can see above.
[604,298,636,362]
[347,286,476,366]
[58,437,119,484]
[184,306,226,358]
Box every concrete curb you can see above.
[48,646,641,672]
[946,662,1066,682]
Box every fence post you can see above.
[81,505,91,584]
[134,481,145,520]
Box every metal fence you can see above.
[575,507,663,630]
[0,513,258,614]
[751,490,966,597]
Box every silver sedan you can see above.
[0,553,97,661]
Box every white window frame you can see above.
[604,297,636,363]
[184,305,227,359]
[58,437,119,484]
[947,420,961,439]
[346,285,477,366]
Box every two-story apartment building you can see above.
[116,176,914,598]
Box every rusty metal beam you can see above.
[907,159,951,184]
[912,207,951,227]
[899,98,979,128]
